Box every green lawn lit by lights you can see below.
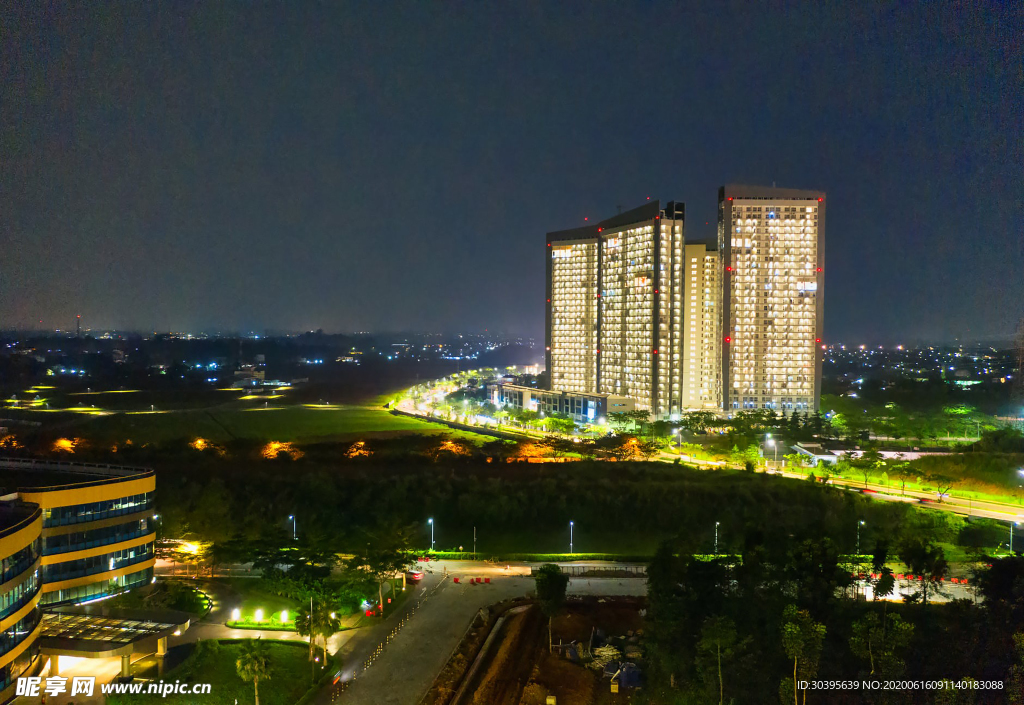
[57,405,492,445]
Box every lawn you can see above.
[57,405,493,445]
[109,640,319,705]
[216,578,301,621]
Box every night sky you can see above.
[2,3,1021,344]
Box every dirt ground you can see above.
[522,598,646,705]
[471,605,545,705]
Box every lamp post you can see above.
[768,438,778,466]
[857,520,865,555]
[288,515,296,540]
[428,518,434,551]
[569,521,574,555]
[715,521,720,555]
[676,428,682,455]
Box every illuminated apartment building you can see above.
[718,185,825,412]
[681,244,721,410]
[546,229,599,394]
[546,201,686,417]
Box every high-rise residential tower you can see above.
[681,244,721,410]
[546,201,687,416]
[718,185,825,412]
[546,227,599,394]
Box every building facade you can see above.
[490,383,635,425]
[681,244,721,410]
[546,187,825,418]
[547,232,599,394]
[718,185,825,411]
[0,503,42,703]
[0,458,157,702]
[546,201,690,417]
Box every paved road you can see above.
[321,560,645,705]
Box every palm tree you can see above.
[314,609,342,663]
[236,638,271,705]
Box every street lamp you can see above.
[857,520,865,555]
[715,521,720,555]
[428,518,434,551]
[767,438,778,466]
[569,521,574,555]
[288,515,296,540]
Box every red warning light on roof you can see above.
[818,197,823,202]
[654,289,659,294]
[726,266,733,272]
[653,350,658,354]
[725,336,732,343]
[815,338,821,343]
[546,299,550,302]
[598,227,603,232]
[584,217,588,221]
[816,267,823,272]
[728,197,733,201]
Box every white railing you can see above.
[0,457,151,478]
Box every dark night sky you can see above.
[2,2,1021,344]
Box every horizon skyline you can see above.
[3,4,1021,343]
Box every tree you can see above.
[236,638,271,705]
[534,563,569,651]
[849,612,914,676]
[696,616,738,705]
[898,538,949,604]
[295,592,342,666]
[780,605,826,705]
[682,410,718,435]
[1008,632,1024,705]
[347,524,413,615]
[927,472,958,501]
[893,462,914,495]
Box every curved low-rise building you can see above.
[0,458,157,702]
[0,502,43,703]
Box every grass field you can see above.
[47,404,491,445]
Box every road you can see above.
[317,560,645,705]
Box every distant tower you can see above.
[76,314,81,338]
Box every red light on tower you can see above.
[818,197,823,202]
[653,350,658,354]
[546,299,550,303]
[598,227,603,232]
[584,217,588,221]
[815,338,821,343]
[816,267,823,272]
[726,266,733,272]
[654,289,659,294]
[725,336,732,343]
